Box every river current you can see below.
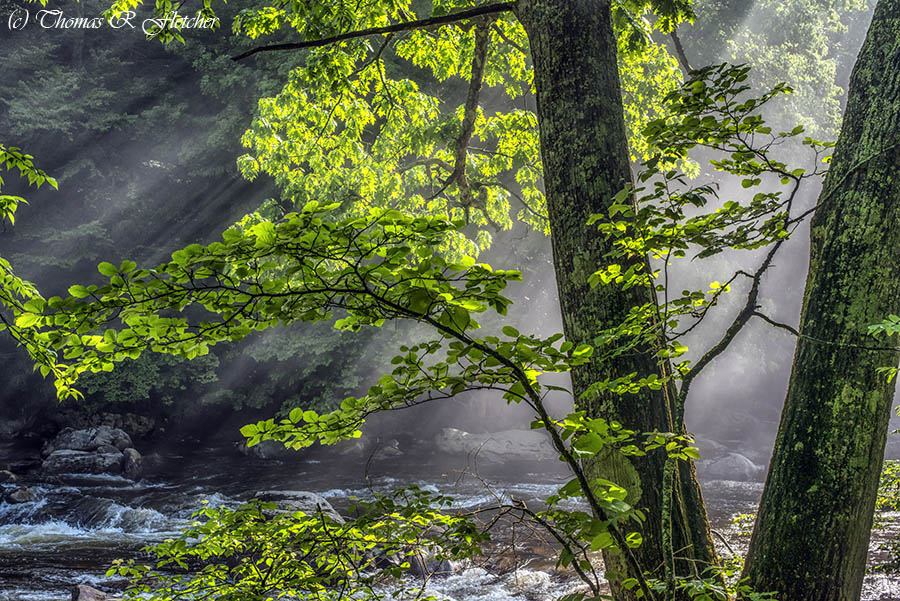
[2,440,900,601]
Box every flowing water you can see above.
[2,440,899,601]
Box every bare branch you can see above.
[231,2,516,61]
[429,21,491,207]
[676,238,784,418]
[752,311,799,337]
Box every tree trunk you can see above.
[744,2,900,599]
[514,1,718,596]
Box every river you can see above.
[2,439,900,601]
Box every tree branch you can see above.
[676,238,784,418]
[669,28,692,73]
[752,311,799,337]
[231,2,517,61]
[427,21,491,213]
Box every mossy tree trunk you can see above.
[514,1,717,596]
[743,2,900,599]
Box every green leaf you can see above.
[15,313,41,328]
[590,531,615,551]
[98,262,118,277]
[502,325,519,338]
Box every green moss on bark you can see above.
[744,2,900,599]
[515,1,717,597]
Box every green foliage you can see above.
[645,566,778,601]
[869,315,900,382]
[0,144,57,225]
[79,352,219,408]
[732,512,756,538]
[5,63,819,600]
[585,64,832,403]
[103,0,693,255]
[109,487,487,600]
[686,0,871,138]
[17,203,522,401]
[0,144,63,391]
[3,0,845,597]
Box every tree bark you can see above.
[744,2,900,599]
[514,1,717,596]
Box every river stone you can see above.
[5,486,38,504]
[434,428,557,463]
[72,584,120,600]
[376,548,455,578]
[42,426,133,457]
[253,490,344,524]
[696,452,764,481]
[42,450,124,475]
[406,551,455,578]
[122,448,142,479]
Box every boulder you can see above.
[376,548,455,578]
[42,450,124,475]
[406,552,455,578]
[72,584,120,601]
[122,448,142,479]
[697,453,765,481]
[42,426,133,458]
[434,428,557,463]
[253,490,344,524]
[691,436,730,461]
[5,486,38,504]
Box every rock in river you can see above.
[696,452,765,481]
[253,490,345,523]
[122,448,142,479]
[42,426,133,457]
[237,439,294,460]
[4,487,38,504]
[434,428,558,463]
[72,584,120,600]
[40,426,143,479]
[42,450,127,475]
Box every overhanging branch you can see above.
[231,2,517,61]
